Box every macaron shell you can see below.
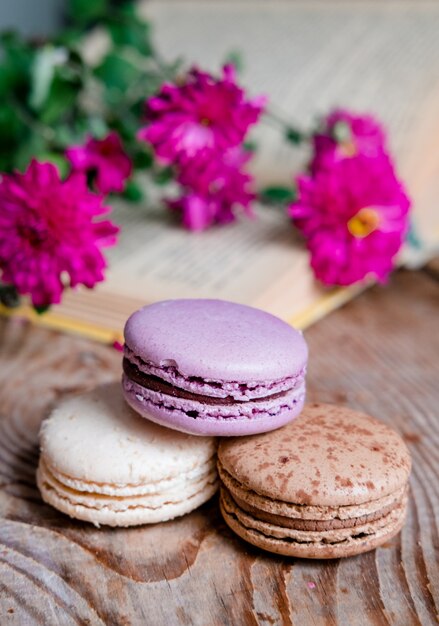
[124,299,308,382]
[220,488,408,559]
[218,461,407,522]
[40,382,217,485]
[40,456,215,497]
[218,403,411,506]
[38,463,217,527]
[125,345,303,402]
[122,377,305,437]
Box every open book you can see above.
[3,1,439,343]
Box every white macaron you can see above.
[37,382,218,527]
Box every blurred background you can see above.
[1,0,438,256]
[2,0,437,178]
[0,0,438,338]
[0,0,63,35]
[2,0,438,176]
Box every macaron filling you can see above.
[38,458,218,527]
[123,357,301,406]
[38,457,217,511]
[122,356,306,421]
[218,462,408,526]
[220,486,408,548]
[123,376,305,421]
[124,346,305,401]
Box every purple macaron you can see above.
[122,299,308,436]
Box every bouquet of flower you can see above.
[0,0,411,312]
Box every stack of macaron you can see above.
[218,403,411,558]
[37,298,411,559]
[37,383,218,527]
[121,299,307,436]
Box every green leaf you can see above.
[259,185,296,205]
[36,153,70,178]
[0,31,33,97]
[40,72,81,124]
[107,16,153,57]
[123,179,144,202]
[94,51,143,93]
[0,105,29,171]
[13,132,47,172]
[133,148,153,169]
[86,116,109,139]
[0,104,27,145]
[154,166,174,186]
[117,1,137,19]
[34,304,50,315]
[223,50,244,73]
[0,284,20,308]
[29,46,68,110]
[68,0,107,26]
[0,153,13,172]
[56,27,85,47]
[243,140,258,153]
[285,127,304,145]
[53,123,82,148]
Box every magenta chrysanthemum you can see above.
[169,148,255,231]
[167,194,215,232]
[0,160,119,307]
[289,154,410,285]
[66,132,132,194]
[138,65,265,164]
[138,65,264,231]
[312,109,387,171]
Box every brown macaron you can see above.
[218,403,411,559]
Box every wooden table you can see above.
[0,269,438,626]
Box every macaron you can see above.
[122,299,308,437]
[218,403,411,559]
[37,383,217,527]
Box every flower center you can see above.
[200,117,211,127]
[18,223,48,247]
[347,208,380,238]
[338,140,357,158]
[99,144,114,156]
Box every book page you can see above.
[69,200,326,327]
[104,202,304,303]
[43,195,360,338]
[144,0,439,261]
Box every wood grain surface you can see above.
[0,269,438,626]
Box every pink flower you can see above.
[0,160,119,307]
[138,65,265,164]
[179,146,253,195]
[66,132,132,194]
[289,154,410,285]
[169,148,256,231]
[138,66,264,231]
[168,194,216,231]
[312,109,387,171]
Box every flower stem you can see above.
[10,96,56,144]
[0,283,20,308]
[150,48,181,82]
[263,109,309,145]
